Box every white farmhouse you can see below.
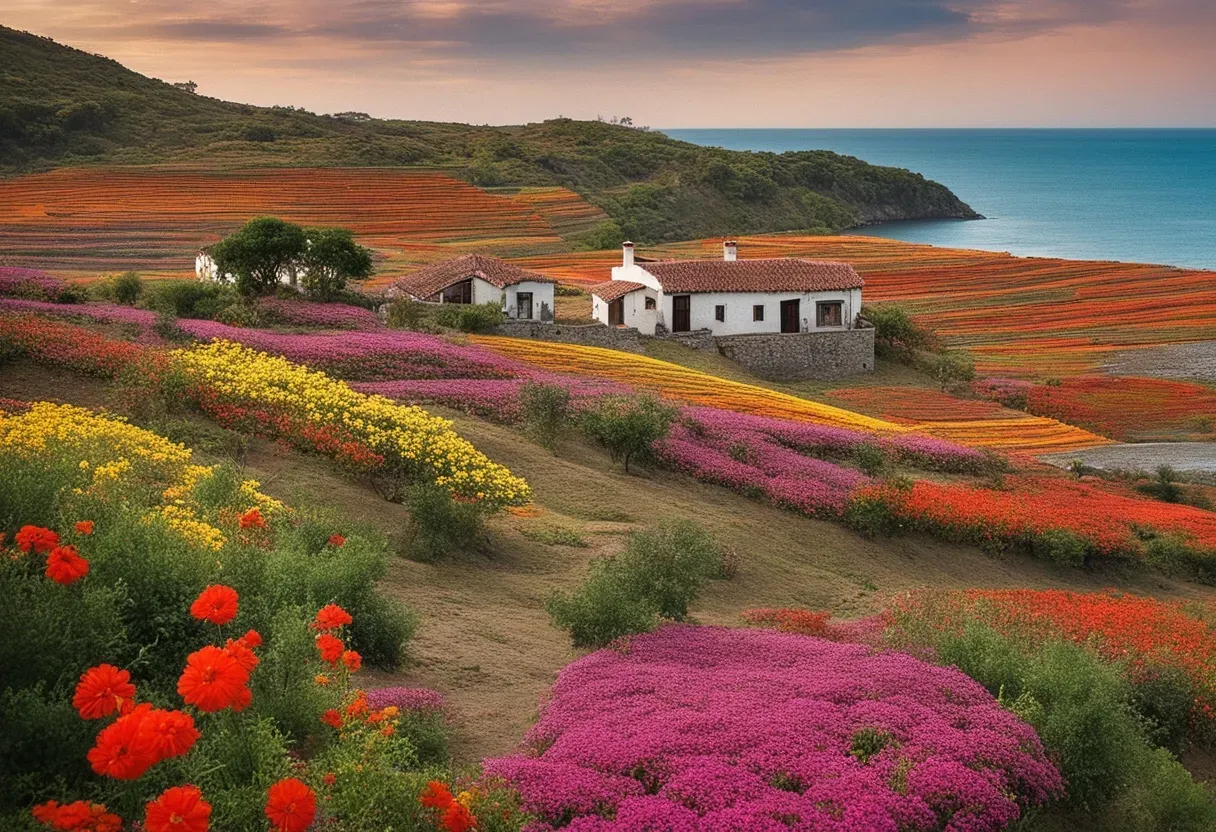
[195,250,303,287]
[590,241,864,337]
[390,254,556,322]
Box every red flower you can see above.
[73,664,137,720]
[140,709,200,760]
[321,709,342,729]
[312,604,353,631]
[46,545,89,585]
[238,508,266,530]
[265,778,316,832]
[241,629,263,648]
[231,685,253,713]
[177,646,250,712]
[340,650,362,672]
[16,525,59,554]
[74,520,95,536]
[327,534,346,547]
[322,772,336,787]
[224,638,260,673]
[420,780,454,808]
[31,800,122,832]
[145,785,211,832]
[442,803,476,832]
[315,634,344,664]
[87,703,158,780]
[189,585,239,626]
[345,692,369,720]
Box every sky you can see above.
[3,0,1215,126]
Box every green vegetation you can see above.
[518,381,571,450]
[0,25,979,244]
[207,217,372,298]
[434,301,504,334]
[403,482,486,562]
[547,519,726,648]
[579,394,678,473]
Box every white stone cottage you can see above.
[196,250,307,287]
[590,241,864,337]
[390,254,556,322]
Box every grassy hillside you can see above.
[0,25,979,244]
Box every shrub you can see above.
[384,296,427,330]
[851,442,886,476]
[519,381,570,449]
[919,349,976,386]
[111,271,143,305]
[145,280,237,319]
[404,482,485,562]
[435,301,504,333]
[863,303,931,359]
[546,559,658,649]
[579,394,677,473]
[1137,465,1184,503]
[216,302,258,327]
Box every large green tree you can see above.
[208,216,307,297]
[300,227,373,300]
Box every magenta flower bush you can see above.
[256,297,383,330]
[0,297,159,326]
[354,376,626,420]
[0,267,68,301]
[486,625,1063,832]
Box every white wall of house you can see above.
[661,289,861,336]
[503,281,555,322]
[591,287,659,334]
[195,251,301,287]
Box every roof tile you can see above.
[588,280,648,302]
[394,254,554,299]
[640,258,863,293]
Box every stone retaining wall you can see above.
[715,326,875,381]
[494,320,645,353]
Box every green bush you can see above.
[851,443,886,476]
[519,381,571,449]
[579,394,677,473]
[919,349,976,386]
[111,271,143,305]
[145,280,237,319]
[435,301,504,333]
[863,304,931,359]
[548,519,724,648]
[385,296,428,330]
[1030,528,1089,567]
[404,482,485,562]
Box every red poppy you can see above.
[75,520,95,536]
[230,685,253,713]
[73,664,137,720]
[315,634,344,664]
[140,709,200,760]
[340,650,362,672]
[145,785,211,832]
[442,803,476,832]
[312,604,353,632]
[224,638,260,673]
[420,781,455,809]
[321,709,342,729]
[265,778,316,832]
[327,534,346,547]
[177,646,250,712]
[241,629,263,648]
[32,800,122,832]
[87,704,158,780]
[45,545,90,585]
[16,525,59,554]
[238,508,266,530]
[189,585,239,626]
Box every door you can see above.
[517,292,533,320]
[672,295,691,332]
[780,299,801,334]
[608,298,624,326]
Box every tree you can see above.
[208,217,308,297]
[863,304,931,359]
[171,81,198,94]
[579,394,677,473]
[300,227,373,300]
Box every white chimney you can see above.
[723,240,738,261]
[622,241,635,269]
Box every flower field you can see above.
[0,167,568,280]
[472,337,1110,453]
[255,298,383,330]
[487,625,1062,831]
[508,187,611,238]
[653,235,1216,377]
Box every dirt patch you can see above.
[1107,341,1216,382]
[1041,443,1216,476]
[0,358,113,410]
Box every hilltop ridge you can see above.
[0,25,980,244]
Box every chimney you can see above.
[723,240,738,261]
[622,241,635,269]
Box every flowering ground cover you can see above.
[0,313,152,377]
[828,386,1017,423]
[255,297,383,330]
[487,624,1062,831]
[0,266,69,301]
[0,296,159,327]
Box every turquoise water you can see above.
[663,129,1216,270]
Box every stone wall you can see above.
[493,320,645,353]
[715,326,875,381]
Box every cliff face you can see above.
[0,25,979,243]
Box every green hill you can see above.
[0,25,980,243]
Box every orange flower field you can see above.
[828,386,1022,424]
[0,167,570,281]
[471,337,1110,453]
[1022,376,1216,441]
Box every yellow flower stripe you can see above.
[471,336,904,433]
[173,340,530,506]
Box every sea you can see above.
[662,129,1216,271]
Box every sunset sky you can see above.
[3,0,1215,126]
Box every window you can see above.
[753,304,764,322]
[441,279,473,305]
[816,301,843,328]
[645,296,656,310]
[715,305,726,322]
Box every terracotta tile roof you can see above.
[640,258,863,293]
[394,254,555,299]
[589,280,648,302]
